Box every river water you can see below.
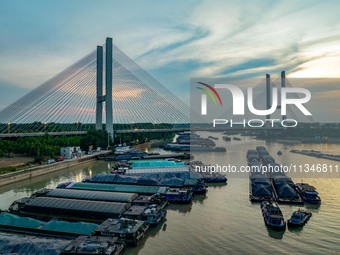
[0,132,339,255]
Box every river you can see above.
[0,132,339,255]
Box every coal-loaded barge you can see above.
[0,209,145,249]
[84,173,207,194]
[247,146,304,204]
[9,195,166,226]
[0,211,99,239]
[112,158,227,184]
[58,182,194,204]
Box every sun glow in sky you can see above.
[1,0,340,121]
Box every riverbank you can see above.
[259,137,340,144]
[0,151,111,187]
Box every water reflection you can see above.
[304,203,321,212]
[288,225,304,233]
[206,183,228,189]
[266,226,285,239]
[192,194,207,204]
[0,161,110,210]
[0,136,340,255]
[167,204,192,215]
[124,220,167,255]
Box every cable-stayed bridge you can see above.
[0,38,191,137]
[0,37,312,138]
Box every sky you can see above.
[1,0,340,122]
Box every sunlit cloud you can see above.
[1,0,340,122]
[112,88,145,102]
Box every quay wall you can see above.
[0,152,110,187]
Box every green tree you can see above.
[80,130,111,151]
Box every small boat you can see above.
[165,188,193,204]
[201,173,227,183]
[261,201,286,230]
[208,136,218,140]
[123,204,167,226]
[111,167,127,174]
[288,209,312,227]
[295,183,321,204]
[222,136,231,141]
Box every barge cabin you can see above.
[94,218,149,246]
[60,235,125,255]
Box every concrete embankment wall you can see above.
[0,152,109,187]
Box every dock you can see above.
[290,149,340,162]
[102,153,192,161]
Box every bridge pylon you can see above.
[96,37,114,138]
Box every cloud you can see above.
[1,0,340,122]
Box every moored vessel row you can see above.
[2,155,217,253]
[247,146,320,205]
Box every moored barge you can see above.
[0,211,98,238]
[295,182,321,204]
[261,201,286,230]
[9,195,166,225]
[9,197,129,223]
[84,172,207,194]
[60,235,125,255]
[94,218,149,246]
[32,188,168,208]
[59,182,194,203]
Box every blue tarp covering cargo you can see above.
[0,212,98,236]
[0,233,70,255]
[86,173,201,187]
[129,160,184,169]
[36,189,138,203]
[18,197,129,221]
[159,178,184,187]
[65,182,169,195]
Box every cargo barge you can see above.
[9,195,167,225]
[31,188,168,208]
[32,188,139,203]
[271,176,304,204]
[247,148,304,204]
[9,197,129,223]
[84,173,207,194]
[189,161,228,183]
[93,218,149,246]
[249,173,276,202]
[0,233,70,255]
[295,182,321,204]
[0,212,98,239]
[0,210,149,247]
[58,182,194,203]
[60,235,125,255]
[58,182,169,195]
[290,149,340,162]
